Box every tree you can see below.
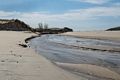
[44,23,48,29]
[38,23,43,30]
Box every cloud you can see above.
[0,11,20,17]
[71,6,120,17]
[0,5,120,28]
[68,0,111,4]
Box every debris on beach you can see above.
[18,44,27,48]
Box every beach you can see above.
[29,31,120,80]
[0,0,120,79]
[0,31,85,80]
[0,31,120,80]
[58,31,120,80]
[62,31,120,41]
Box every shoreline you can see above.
[61,31,120,42]
[25,31,120,80]
[0,31,85,80]
[25,34,40,43]
[60,31,120,52]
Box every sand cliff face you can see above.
[0,19,32,31]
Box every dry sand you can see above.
[0,31,86,80]
[62,31,120,41]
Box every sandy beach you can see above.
[61,31,120,53]
[59,31,120,80]
[0,0,120,79]
[56,62,120,80]
[0,31,85,80]
[1,31,120,80]
[62,31,120,41]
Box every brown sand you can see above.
[0,31,86,80]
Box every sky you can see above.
[0,0,120,31]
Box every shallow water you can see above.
[30,34,120,79]
[48,35,120,48]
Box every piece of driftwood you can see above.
[18,44,27,48]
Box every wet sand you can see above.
[56,62,120,80]
[62,31,120,41]
[30,34,120,80]
[0,31,85,80]
[60,31,120,80]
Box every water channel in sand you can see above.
[29,34,120,80]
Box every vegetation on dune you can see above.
[0,19,33,31]
[106,26,120,31]
[0,19,73,34]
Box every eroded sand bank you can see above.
[0,31,86,80]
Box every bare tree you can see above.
[38,23,43,30]
[44,23,48,29]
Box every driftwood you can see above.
[18,44,27,48]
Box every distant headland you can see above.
[106,26,120,31]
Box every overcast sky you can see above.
[0,0,120,31]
